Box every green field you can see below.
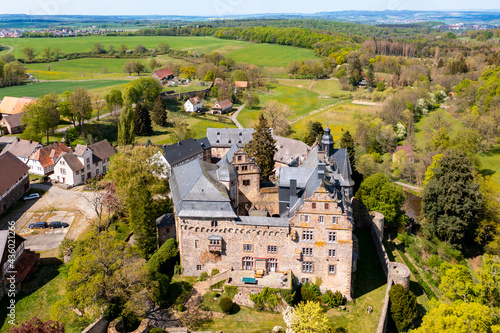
[479,145,500,186]
[226,43,317,68]
[237,83,335,128]
[0,80,130,99]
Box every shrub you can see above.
[177,304,185,312]
[426,254,442,269]
[249,287,281,311]
[439,243,462,262]
[219,297,233,313]
[301,282,321,302]
[224,285,239,300]
[199,272,208,281]
[397,232,414,247]
[322,290,346,308]
[389,284,419,332]
[279,289,296,306]
[211,268,220,277]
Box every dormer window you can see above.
[217,131,220,135]
[228,140,231,144]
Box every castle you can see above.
[168,127,357,299]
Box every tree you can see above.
[422,150,482,245]
[134,44,147,55]
[133,102,153,136]
[389,284,419,332]
[129,186,157,258]
[118,105,135,146]
[439,264,476,303]
[304,121,324,146]
[21,93,59,144]
[366,63,375,88]
[92,94,106,121]
[69,87,93,137]
[7,317,64,333]
[356,173,405,229]
[104,89,123,115]
[3,61,26,87]
[245,113,277,179]
[124,61,134,76]
[219,297,233,314]
[170,121,196,143]
[414,301,499,333]
[262,100,292,136]
[151,95,167,127]
[339,130,356,168]
[42,47,54,61]
[123,77,161,106]
[22,46,37,62]
[158,43,170,53]
[132,60,146,76]
[82,181,120,232]
[180,65,197,79]
[347,53,362,88]
[92,43,106,55]
[148,58,161,72]
[147,238,178,307]
[245,92,260,109]
[286,301,330,333]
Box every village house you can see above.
[0,230,40,299]
[234,81,249,93]
[0,113,24,134]
[51,139,115,186]
[27,142,72,176]
[151,67,175,83]
[1,138,42,164]
[0,152,30,214]
[184,96,203,113]
[211,99,233,115]
[0,96,37,116]
[155,137,212,176]
[170,127,357,299]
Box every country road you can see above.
[393,181,422,192]
[231,103,247,129]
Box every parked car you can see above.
[29,222,48,229]
[23,193,40,201]
[48,222,69,229]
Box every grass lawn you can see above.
[227,43,317,68]
[479,144,500,187]
[237,83,334,128]
[0,80,131,99]
[313,79,345,96]
[0,261,87,333]
[200,306,285,332]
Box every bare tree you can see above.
[262,100,292,136]
[82,182,121,232]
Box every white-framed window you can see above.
[301,278,309,283]
[61,161,65,166]
[302,230,313,241]
[96,169,99,175]
[243,244,253,252]
[302,248,313,256]
[312,202,316,209]
[243,257,254,270]
[328,249,336,257]
[332,216,339,224]
[328,231,337,243]
[197,265,202,271]
[319,215,324,223]
[61,168,66,175]
[267,245,277,253]
[86,158,90,164]
[329,265,336,274]
[87,165,90,170]
[209,239,220,245]
[303,215,309,223]
[302,261,313,273]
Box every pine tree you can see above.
[339,130,356,168]
[245,113,277,179]
[389,284,419,332]
[151,95,167,127]
[117,105,135,146]
[133,102,152,136]
[129,186,157,258]
[304,121,324,146]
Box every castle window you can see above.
[303,215,309,223]
[243,180,250,186]
[235,166,239,171]
[328,231,337,243]
[301,278,310,283]
[329,265,336,274]
[318,216,324,223]
[302,248,313,256]
[324,203,329,210]
[302,230,313,241]
[267,245,277,253]
[329,249,336,257]
[312,202,316,209]
[217,131,220,135]
[302,261,313,273]
[238,155,242,161]
[242,257,254,270]
[228,140,231,144]
[242,165,248,171]
[211,221,218,227]
[195,240,198,248]
[197,265,202,271]
[243,244,253,252]
[332,216,339,224]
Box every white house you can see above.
[1,138,42,164]
[184,96,203,113]
[51,140,115,186]
[26,142,72,176]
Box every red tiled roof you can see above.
[188,96,201,105]
[153,67,174,80]
[29,142,71,168]
[394,144,414,155]
[214,99,233,109]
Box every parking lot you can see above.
[16,211,75,252]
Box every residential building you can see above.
[0,152,30,214]
[0,96,36,115]
[27,142,72,175]
[1,138,42,164]
[155,138,212,176]
[184,96,203,112]
[0,113,24,134]
[51,140,115,186]
[211,99,233,115]
[171,127,357,299]
[234,81,249,92]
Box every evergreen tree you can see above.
[367,63,375,88]
[134,102,152,136]
[151,95,167,127]
[245,113,277,179]
[339,130,356,168]
[117,105,135,146]
[304,121,324,146]
[389,284,419,332]
[129,186,157,258]
[422,150,482,245]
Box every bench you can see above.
[242,277,257,284]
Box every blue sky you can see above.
[2,0,499,16]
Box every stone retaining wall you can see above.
[82,316,109,333]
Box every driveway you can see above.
[231,103,247,129]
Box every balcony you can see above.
[208,244,222,252]
[208,235,223,253]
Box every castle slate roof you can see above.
[273,135,311,166]
[207,128,255,148]
[278,167,316,188]
[237,216,289,228]
[331,148,354,187]
[156,213,175,228]
[162,138,204,166]
[170,159,237,219]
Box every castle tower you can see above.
[321,126,334,158]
